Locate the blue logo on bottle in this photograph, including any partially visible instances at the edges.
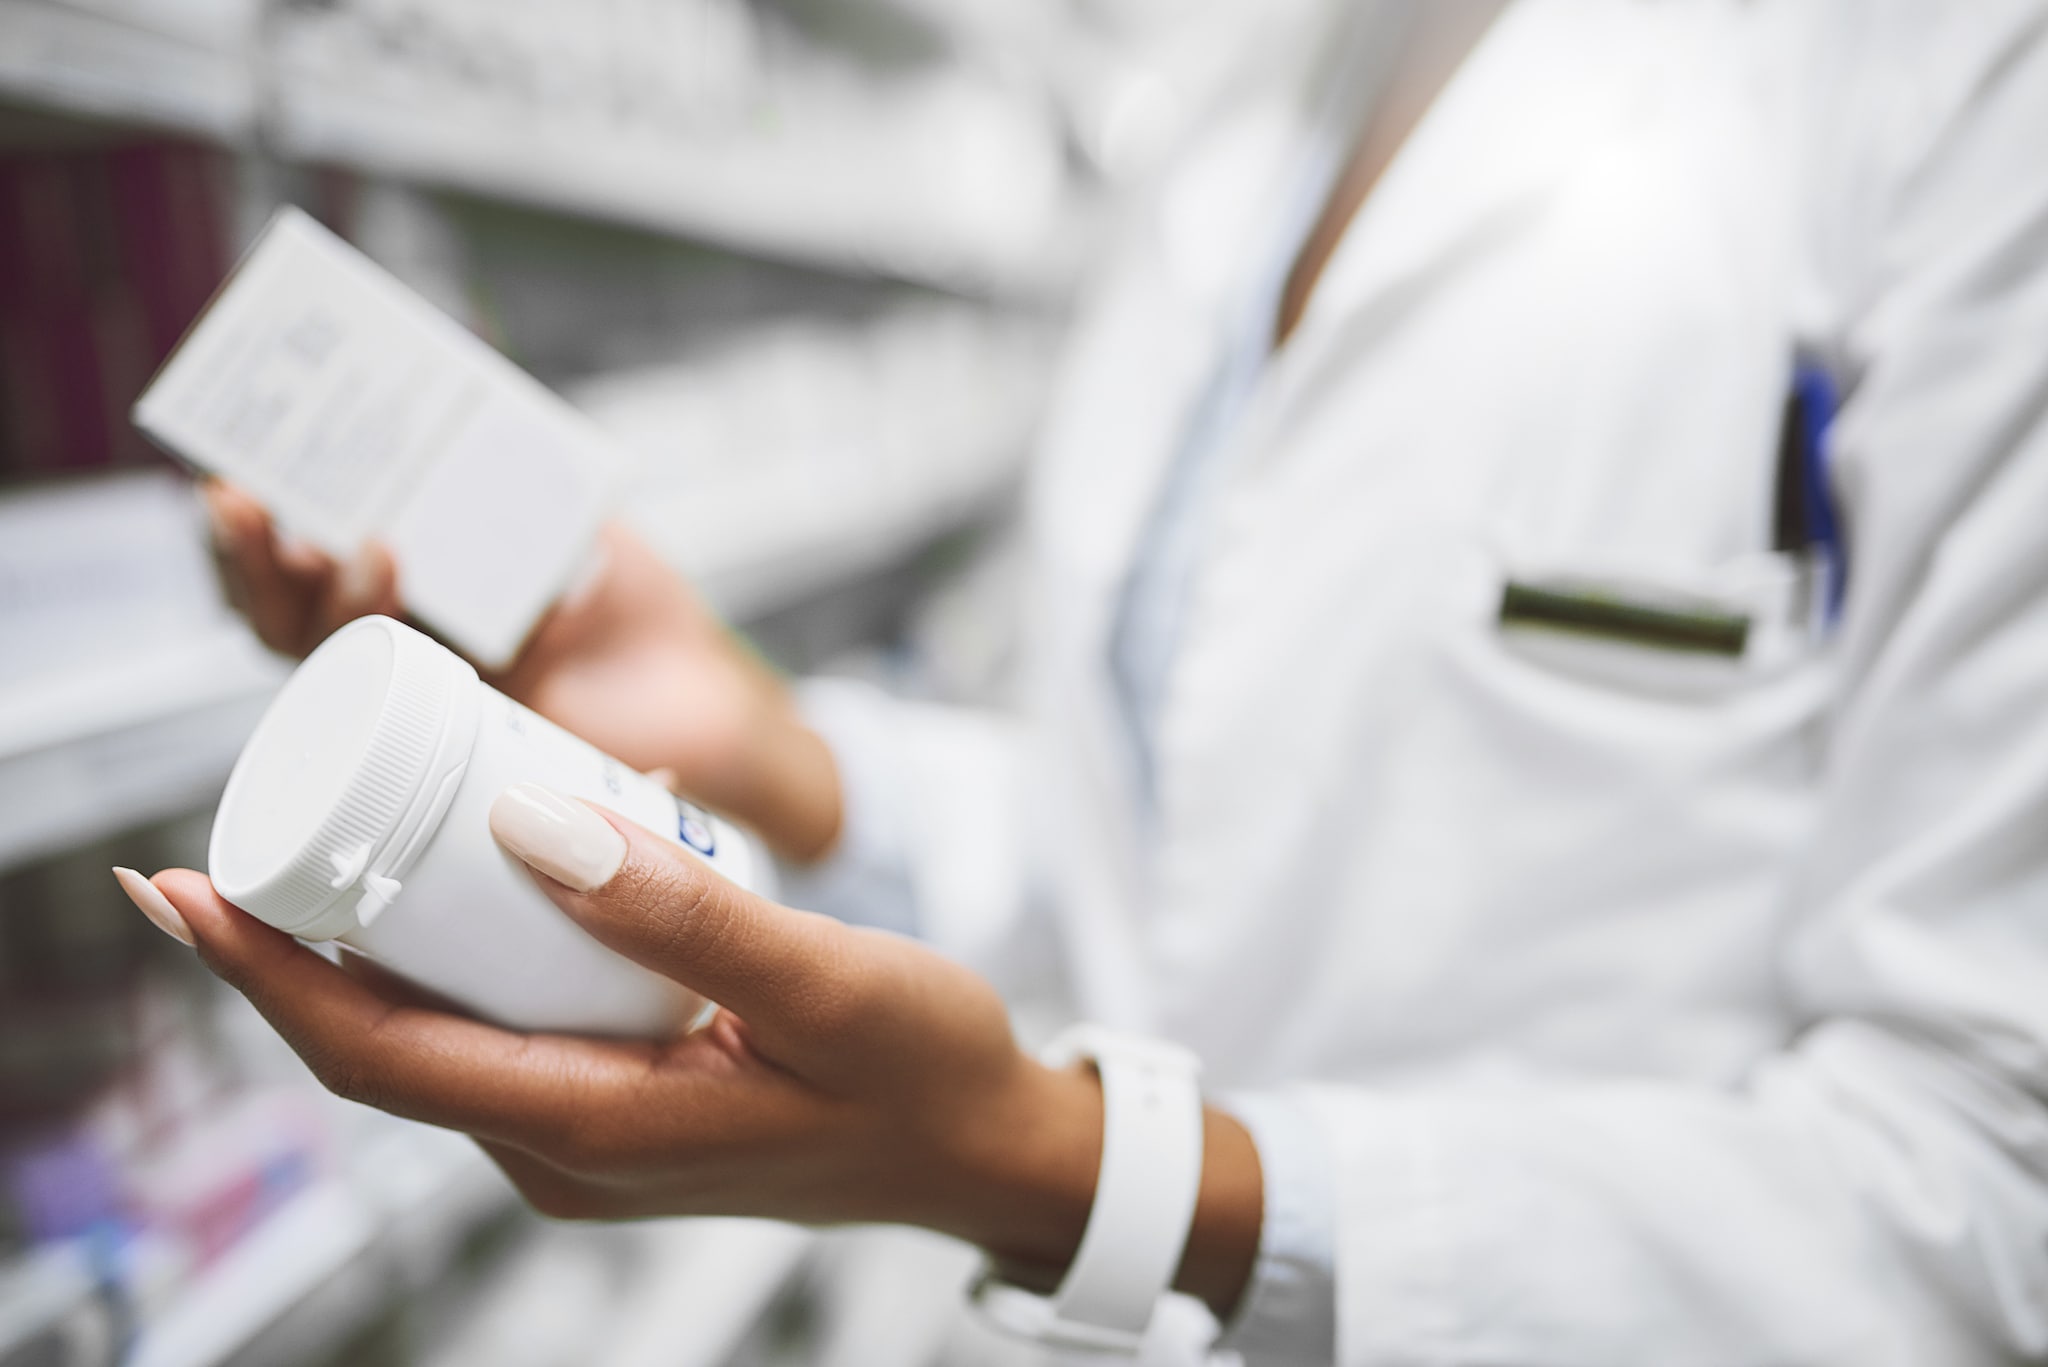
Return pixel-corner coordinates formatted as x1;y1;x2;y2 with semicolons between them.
675;800;717;857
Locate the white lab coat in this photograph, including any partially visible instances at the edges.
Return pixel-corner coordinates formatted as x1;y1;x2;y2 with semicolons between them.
806;1;2048;1361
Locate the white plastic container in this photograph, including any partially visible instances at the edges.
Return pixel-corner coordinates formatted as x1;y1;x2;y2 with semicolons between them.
207;615;770;1036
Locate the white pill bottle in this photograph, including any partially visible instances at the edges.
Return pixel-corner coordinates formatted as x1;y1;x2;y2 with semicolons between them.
208;615;770;1036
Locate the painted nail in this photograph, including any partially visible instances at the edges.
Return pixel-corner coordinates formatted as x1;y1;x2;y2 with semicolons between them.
270;534;329;580
489;784;627;892
203;497;233;550
113;867;195;947
557;543;611;615
334;542;383;604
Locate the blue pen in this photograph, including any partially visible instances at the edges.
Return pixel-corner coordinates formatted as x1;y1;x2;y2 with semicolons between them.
1777;359;1847;628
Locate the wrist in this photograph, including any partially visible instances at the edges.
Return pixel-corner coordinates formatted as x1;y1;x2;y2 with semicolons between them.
947;1049;1264;1328
955;1060;1264;1325
942;1060;1103;1281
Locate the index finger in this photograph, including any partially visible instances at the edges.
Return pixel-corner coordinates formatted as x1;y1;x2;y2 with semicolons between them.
202;481;324;656
487;786;867;1059
149;867;653;1153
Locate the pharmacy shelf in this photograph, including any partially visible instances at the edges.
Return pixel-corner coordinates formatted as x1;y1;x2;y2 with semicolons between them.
126;1179;379;1367
266;65;1076;295
0;474;285;875
127;1128;508;1367
592;1221;814;1367
0;1;1081;295
0;628;283;875
0;0;257;140
575;308;1055;621
0;1243;107;1367
0;1129;506;1367
646;450;1024;625
427;1219;816;1367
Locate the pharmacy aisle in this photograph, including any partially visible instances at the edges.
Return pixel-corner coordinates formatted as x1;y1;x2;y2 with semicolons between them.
0;2;1307;1362
0;67;1044;1367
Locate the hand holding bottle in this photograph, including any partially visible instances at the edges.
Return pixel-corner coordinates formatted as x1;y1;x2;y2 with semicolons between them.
204;481;839;861
124;792;1263;1318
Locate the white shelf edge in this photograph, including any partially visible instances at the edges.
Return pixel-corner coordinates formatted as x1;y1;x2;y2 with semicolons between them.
0;2;256;140
0;3;1082;295
0;631;284;872
0;1243;100;1362
0;627;280;762
126;1137;507;1367
264;80;1076;296
124;1180;377;1367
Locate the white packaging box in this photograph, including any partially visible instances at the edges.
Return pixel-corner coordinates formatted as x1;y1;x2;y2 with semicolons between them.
134;207;624;668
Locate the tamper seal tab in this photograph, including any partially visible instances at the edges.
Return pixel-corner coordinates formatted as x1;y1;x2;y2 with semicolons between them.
209;616;479;938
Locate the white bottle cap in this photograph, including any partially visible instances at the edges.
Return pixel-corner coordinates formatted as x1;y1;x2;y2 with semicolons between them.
210;616;480;940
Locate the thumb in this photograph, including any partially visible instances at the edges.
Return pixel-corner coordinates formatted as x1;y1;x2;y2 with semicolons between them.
487;783;860;1053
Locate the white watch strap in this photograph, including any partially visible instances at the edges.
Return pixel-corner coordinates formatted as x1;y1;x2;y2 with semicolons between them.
974;1024;1205;1353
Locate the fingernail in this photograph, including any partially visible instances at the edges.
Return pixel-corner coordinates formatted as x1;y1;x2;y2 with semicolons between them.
334;544;382;602
489;784;627;892
558;544;610;615
202;489;241;550
113;867;195;947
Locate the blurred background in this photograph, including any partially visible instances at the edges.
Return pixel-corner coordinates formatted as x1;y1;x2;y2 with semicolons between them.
0;1;1311;1362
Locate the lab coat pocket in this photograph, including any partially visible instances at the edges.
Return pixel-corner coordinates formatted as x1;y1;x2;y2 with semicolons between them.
1487;547;1810;703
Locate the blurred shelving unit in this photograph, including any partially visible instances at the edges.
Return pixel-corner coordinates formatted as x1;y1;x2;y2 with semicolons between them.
262;1;1079;296
0;475;285;876
0;0;260;140
0;0;1085;296
0;0;1075;862
0;1244;106;1367
574;304;1056;620
0;651;278;878
0;5;1088;1365
0;1120;513;1367
124;1126;506;1367
427;1218;817;1367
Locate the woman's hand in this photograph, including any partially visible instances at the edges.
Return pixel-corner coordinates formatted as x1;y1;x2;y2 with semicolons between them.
204;480;403;657
203;481;839;860
491;524;839;862
127;791;1262;1317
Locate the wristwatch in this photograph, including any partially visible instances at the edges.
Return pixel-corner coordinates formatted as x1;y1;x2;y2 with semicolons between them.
971;1024;1206;1353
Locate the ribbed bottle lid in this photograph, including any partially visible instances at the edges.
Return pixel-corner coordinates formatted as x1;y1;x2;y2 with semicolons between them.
210;616;477;937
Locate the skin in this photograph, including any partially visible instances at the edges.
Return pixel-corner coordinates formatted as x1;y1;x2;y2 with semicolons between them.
190;485;1263;1318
